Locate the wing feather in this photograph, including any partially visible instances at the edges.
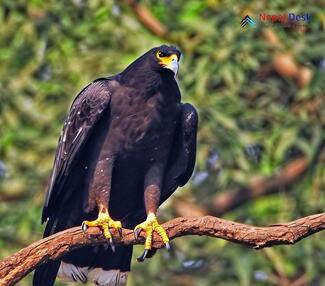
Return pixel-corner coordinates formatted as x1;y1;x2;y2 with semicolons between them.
42;79;113;222
160;103;198;205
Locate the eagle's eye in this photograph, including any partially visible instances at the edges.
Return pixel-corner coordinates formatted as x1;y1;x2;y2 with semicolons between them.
156;51;167;58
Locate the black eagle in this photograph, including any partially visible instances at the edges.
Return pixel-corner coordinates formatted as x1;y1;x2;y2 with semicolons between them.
33;45;198;286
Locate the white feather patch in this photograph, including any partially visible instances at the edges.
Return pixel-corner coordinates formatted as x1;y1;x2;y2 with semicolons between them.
58;262;88;283
58;262;128;286
89;268;128;286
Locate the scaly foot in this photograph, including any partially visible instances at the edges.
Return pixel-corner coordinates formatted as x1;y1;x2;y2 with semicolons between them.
82;210;122;251
134;213;170;262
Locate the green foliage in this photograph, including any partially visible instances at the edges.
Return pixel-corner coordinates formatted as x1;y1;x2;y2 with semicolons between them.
0;0;324;285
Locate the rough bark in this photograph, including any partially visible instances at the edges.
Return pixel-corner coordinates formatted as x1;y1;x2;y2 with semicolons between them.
1;213;324;286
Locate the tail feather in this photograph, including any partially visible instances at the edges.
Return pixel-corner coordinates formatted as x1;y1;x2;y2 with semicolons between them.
33;245;133;285
33;260;60;286
58;261;128;286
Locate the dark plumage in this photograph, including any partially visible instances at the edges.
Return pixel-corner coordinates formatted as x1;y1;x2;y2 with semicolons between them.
33;45;198;286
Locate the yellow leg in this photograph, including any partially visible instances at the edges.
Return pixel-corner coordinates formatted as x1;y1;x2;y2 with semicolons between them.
134;213;170;262
82;207;122;250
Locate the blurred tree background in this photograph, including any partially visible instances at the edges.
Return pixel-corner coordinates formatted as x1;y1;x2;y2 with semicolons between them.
0;0;324;285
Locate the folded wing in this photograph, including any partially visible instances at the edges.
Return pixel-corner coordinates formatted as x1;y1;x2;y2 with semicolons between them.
42;79;112;223
160;103;198;204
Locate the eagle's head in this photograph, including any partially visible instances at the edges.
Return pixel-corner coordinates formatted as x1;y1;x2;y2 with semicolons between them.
120;45;182;87
152;45;181;75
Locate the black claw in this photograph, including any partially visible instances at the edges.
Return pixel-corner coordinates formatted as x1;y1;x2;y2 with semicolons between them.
165;242;171;251
109;238;115;252
118;228;123;237
81;222;88;234
134;228;141;240
137;249;149;262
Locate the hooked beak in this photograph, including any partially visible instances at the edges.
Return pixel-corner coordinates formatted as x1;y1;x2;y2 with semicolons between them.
159;54;179;76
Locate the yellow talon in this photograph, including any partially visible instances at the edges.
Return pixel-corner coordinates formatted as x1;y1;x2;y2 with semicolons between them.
134;213;169;261
82;210;122;240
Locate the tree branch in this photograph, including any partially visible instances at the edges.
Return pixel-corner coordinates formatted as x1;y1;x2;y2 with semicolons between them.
175;138;325;217
173;156;309;217
210;138;325;216
123;0;168;38
1;213;324;286
210;156;309;216
0;192;27;202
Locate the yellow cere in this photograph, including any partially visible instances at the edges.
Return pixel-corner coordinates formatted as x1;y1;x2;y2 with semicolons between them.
156;51;179;67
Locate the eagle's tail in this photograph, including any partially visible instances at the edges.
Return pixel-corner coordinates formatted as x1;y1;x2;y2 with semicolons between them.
33;245;132;286
33;260;60;286
57;261;129;286
61;245;132;285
